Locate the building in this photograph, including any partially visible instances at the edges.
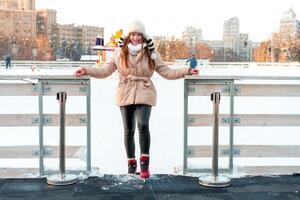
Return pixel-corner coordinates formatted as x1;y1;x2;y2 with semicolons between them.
36;9;59;59
268;8;300;62
0;8;36;38
0;0;36;38
223;16;240;61
59;24;75;41
182;26;202;53
279;8;300;43
204;40;224;62
0;0;36;59
36;9;57;37
238;33;252;62
59;24;104;42
0;0;35;10
79;25;104;46
201;16;253;62
18;0;34;10
58;24;104;55
0;0;18;10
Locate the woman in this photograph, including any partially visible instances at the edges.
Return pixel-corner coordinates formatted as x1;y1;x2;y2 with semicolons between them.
74;20;199;179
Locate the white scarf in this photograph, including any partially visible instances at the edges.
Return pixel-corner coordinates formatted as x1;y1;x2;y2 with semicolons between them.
127;43;147;55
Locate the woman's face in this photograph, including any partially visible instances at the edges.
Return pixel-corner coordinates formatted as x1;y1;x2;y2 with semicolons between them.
129;32;143;45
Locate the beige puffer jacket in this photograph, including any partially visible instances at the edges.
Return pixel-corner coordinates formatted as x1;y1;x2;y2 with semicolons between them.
85;48;190;106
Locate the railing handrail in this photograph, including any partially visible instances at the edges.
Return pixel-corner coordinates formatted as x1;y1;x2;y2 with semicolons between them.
1;60;95;64
0;74;90;80
1;61;300;68
185;75;300;80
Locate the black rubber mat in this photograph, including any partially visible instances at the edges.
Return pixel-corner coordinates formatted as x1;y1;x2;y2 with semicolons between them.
0;174;299;199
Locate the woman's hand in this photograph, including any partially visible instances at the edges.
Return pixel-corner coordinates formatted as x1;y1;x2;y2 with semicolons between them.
189;68;199;75
74;67;87;77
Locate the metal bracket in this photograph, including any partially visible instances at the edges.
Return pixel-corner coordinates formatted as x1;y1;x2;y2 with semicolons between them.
187;147;240;156
32;117;52;124
221;148;240;156
79;117;87;124
188;148;195;156
32;148;53;157
222;86;240;93
43;86;51;93
187;116;195;124
187;87;195;93
32;86;52;93
32;86;38;92
222;117;240;124
79;87;87;93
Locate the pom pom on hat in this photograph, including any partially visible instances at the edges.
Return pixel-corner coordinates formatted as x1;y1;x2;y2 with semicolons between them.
127;20;145;35
122;20;150;40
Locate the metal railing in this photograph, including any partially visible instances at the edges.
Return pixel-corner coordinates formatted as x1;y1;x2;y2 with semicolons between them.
0;74;91;177
0;61;95;69
183;74;300;175
1;61;299;71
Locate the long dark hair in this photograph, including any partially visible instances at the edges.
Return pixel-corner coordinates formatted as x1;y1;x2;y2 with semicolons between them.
120;34;155;70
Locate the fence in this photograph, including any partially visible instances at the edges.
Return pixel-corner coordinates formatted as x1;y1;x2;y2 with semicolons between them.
183;74;300;175
0;74;91;177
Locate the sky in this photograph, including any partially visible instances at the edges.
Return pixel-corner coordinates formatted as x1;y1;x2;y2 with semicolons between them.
36;0;300;43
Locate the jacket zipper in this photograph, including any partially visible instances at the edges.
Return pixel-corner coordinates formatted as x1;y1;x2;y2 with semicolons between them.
133;55;138;104
133;81;138;104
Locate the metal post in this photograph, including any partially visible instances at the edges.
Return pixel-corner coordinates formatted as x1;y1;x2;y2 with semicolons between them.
229;81;234;171
212;92;219;178
86;79;91;173
38;80;44;176
183;79;188;174
59;92;66;176
199;92;231;187
47;92;78;186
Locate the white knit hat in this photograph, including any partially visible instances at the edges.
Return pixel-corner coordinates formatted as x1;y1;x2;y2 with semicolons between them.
119;20;158;60
122;20;149;40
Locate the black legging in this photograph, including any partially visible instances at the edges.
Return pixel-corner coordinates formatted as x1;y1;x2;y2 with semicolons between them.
120;104;151;159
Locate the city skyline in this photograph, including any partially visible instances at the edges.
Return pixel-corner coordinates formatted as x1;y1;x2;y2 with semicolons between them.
36;0;300;42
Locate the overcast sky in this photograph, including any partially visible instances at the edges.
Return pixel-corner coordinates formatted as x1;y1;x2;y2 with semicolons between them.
36;0;300;42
